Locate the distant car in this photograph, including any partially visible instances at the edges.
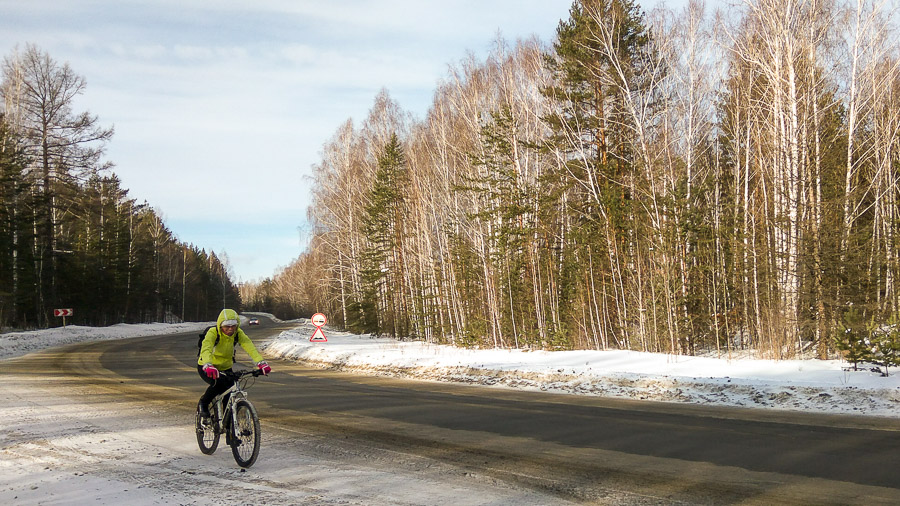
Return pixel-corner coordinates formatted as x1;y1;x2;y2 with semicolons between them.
248;318;260;325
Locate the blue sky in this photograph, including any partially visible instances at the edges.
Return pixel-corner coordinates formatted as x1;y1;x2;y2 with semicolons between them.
1;1;676;282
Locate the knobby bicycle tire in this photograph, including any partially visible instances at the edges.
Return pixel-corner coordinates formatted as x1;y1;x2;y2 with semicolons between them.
230;399;260;468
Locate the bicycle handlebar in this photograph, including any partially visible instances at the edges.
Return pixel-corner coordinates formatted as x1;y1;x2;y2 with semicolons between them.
222;369;265;379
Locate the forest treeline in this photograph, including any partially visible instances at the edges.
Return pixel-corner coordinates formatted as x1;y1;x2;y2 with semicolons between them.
0;44;240;329
251;0;900;359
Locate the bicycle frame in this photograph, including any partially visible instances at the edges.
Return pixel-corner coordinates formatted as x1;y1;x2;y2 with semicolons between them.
210;370;258;435
196;368;265;467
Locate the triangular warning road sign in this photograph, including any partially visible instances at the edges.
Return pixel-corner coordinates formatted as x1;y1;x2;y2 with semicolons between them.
309;327;327;342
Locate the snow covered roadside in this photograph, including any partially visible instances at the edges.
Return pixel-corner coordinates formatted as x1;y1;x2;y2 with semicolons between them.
3;314;900;419
0;321;214;361
262;320;900;418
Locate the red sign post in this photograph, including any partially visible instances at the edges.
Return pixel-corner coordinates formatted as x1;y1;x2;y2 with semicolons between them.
54;308;73;326
310;313;327;342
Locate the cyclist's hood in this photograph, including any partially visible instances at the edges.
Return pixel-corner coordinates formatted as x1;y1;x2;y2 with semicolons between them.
216;308;241;332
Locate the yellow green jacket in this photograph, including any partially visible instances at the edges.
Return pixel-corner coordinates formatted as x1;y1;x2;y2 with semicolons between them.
198;308;264;369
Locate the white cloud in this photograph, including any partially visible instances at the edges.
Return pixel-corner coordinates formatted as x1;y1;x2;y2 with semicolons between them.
1;0;573;280
130;43;168;59
172;44;214;60
279;44;319;65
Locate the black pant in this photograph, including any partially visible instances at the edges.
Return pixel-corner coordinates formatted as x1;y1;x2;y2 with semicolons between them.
197;364;234;410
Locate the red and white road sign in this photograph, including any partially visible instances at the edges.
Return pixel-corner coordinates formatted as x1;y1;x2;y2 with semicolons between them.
54;308;73;317
310;313;328;342
309;328;327;342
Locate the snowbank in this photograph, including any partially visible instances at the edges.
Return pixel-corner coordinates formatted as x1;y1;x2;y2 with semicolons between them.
262;321;900;418
3;315;900;417
0;321;212;360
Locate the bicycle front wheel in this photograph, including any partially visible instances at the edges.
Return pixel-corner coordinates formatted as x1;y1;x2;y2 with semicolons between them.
195;411;219;455
230;399;260;468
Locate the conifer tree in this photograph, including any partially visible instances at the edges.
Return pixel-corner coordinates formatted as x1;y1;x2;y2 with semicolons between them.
0;114;33;327
0;46;248;327
542;0;654;349
834;308;873;371
460;107;537;347
1;44;114;324
356;133;408;336
869;315;900;377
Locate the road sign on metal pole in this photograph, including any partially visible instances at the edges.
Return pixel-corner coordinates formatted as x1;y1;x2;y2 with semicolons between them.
310;313;328;342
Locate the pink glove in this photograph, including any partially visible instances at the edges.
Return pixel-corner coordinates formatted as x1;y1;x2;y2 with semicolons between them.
257;362;271;375
203;364;219;379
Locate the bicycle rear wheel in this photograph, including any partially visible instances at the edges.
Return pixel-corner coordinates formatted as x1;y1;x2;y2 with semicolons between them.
230;399;260;468
196;410;219;454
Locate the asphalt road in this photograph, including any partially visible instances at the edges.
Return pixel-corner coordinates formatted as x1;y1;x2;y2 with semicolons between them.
12;315;900;504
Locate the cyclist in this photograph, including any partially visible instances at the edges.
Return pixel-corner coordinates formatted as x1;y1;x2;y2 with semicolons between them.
197;308;271;420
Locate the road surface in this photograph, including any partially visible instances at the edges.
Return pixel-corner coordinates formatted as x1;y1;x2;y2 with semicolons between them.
4;315;900;504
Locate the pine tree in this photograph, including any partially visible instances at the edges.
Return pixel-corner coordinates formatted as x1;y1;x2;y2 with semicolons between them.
833;308;872;371
1;45;114;325
0;114;33;328
541;0;654;349
869;315;900;377
357;133;408;336
456;107;537;347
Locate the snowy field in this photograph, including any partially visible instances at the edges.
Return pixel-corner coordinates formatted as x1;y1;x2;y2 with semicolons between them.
3;314;900;417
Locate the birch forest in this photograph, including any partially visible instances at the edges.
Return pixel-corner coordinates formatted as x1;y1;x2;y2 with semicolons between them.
252;0;897;359
0;44;240;329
